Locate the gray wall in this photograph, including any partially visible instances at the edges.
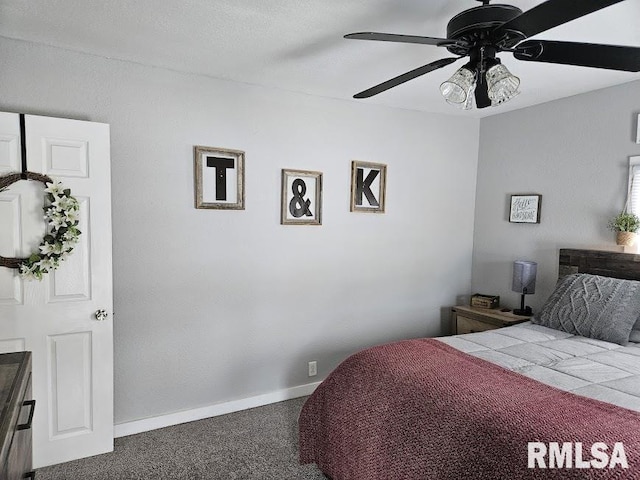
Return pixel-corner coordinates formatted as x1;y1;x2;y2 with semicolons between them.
473;80;640;313
0;37;480;423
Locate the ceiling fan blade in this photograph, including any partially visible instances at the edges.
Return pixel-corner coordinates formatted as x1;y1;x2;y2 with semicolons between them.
345;32;467;48
353;57;460;99
514;40;640;71
493;0;625;40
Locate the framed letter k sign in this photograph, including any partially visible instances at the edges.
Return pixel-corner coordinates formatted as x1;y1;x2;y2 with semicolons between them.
350;160;386;213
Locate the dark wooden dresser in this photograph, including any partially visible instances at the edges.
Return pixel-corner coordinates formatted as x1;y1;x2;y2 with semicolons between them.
0;352;35;480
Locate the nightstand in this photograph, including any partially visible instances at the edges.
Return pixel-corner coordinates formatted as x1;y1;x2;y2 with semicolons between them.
451;305;531;334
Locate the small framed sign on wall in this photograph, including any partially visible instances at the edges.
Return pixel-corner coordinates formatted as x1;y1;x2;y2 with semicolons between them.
281;169;322;225
509;194;542;224
194;145;245;210
350;160;387;213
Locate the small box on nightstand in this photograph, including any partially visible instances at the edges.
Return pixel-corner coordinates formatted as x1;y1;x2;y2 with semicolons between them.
470;294;500;309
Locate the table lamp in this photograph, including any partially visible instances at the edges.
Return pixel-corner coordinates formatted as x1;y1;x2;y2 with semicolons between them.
512;260;537;316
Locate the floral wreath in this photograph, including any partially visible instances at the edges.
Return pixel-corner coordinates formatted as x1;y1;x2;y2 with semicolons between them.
0;172;81;280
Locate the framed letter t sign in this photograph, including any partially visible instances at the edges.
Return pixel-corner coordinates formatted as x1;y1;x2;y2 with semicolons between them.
194;145;245;209
350;160;386;213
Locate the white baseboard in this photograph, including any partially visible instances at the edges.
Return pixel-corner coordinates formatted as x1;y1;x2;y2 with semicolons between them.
114;381;322;438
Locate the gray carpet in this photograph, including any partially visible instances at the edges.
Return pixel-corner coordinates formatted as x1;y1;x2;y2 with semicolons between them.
37;396;327;479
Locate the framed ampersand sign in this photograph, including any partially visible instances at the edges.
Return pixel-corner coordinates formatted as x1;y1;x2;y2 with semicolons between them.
0;171;81;280
280;169;323;226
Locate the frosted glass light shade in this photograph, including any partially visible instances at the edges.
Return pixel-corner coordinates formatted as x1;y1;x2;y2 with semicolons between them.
512;261;537;294
486;63;520;106
440;67;475;108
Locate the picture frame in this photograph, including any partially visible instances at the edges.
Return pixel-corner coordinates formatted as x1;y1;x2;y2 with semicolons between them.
350;160;387;213
281;169;322;225
194;145;245;210
509;194;542;224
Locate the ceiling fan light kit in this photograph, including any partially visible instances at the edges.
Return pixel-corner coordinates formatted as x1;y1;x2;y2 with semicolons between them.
345;0;640;110
440;60;521;109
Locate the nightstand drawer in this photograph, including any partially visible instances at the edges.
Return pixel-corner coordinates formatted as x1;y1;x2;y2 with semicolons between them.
456;315;499;334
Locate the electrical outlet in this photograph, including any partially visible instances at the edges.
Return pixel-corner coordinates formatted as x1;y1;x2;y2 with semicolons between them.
308;361;317;377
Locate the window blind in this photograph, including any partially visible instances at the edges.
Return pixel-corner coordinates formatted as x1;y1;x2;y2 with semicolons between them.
628;156;640;215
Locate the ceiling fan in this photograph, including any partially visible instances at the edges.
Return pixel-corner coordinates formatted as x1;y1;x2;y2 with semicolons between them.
345;0;640;109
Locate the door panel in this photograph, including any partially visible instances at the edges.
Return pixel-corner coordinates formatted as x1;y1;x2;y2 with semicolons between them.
48;332;93;438
42;137;89;178
0;112;113;468
0;112;20;172
0;193;22;305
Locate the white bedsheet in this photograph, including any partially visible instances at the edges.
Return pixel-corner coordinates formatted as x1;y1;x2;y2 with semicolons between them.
437;322;640;412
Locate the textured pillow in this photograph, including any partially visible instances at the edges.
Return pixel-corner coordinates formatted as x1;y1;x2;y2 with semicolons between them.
532;273;640;345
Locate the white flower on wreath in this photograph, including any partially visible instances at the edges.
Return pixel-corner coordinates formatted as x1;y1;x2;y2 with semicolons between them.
44;180;65;196
63;208;79;224
37;257;57;272
48;212;68;229
62;229;79;242
39;242;55;255
18;264;40;281
51;195;76;213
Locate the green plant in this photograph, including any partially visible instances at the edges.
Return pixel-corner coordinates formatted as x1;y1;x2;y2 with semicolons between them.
608;212;640;233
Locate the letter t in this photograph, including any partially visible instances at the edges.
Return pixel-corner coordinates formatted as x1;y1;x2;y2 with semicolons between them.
206;156;235;201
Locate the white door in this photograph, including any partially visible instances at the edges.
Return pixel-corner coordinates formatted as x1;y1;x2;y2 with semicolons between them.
0;112;113;468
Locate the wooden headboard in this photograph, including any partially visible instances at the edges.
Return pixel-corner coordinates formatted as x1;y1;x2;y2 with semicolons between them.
559;249;640;281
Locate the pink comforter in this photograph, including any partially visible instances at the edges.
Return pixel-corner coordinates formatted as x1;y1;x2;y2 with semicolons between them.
299;339;640;479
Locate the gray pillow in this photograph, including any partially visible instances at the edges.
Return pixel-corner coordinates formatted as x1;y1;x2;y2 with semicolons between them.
532;273;640;345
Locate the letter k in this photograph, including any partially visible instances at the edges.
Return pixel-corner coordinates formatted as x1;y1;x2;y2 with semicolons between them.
356;168;380;207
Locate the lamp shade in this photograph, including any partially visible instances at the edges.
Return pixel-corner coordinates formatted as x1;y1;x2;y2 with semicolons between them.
486;63;520;106
439;66;475;108
511;260;537;295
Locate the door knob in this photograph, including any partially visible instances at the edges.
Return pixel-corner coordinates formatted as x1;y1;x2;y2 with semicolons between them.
95;309;109;321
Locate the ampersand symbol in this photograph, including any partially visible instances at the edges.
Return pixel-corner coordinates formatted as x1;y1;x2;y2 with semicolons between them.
289;179;312;218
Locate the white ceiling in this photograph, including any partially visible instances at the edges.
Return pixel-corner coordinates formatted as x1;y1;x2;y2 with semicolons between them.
1;0;639;117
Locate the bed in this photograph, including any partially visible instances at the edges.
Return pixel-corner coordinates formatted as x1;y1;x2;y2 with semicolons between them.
299;249;640;479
